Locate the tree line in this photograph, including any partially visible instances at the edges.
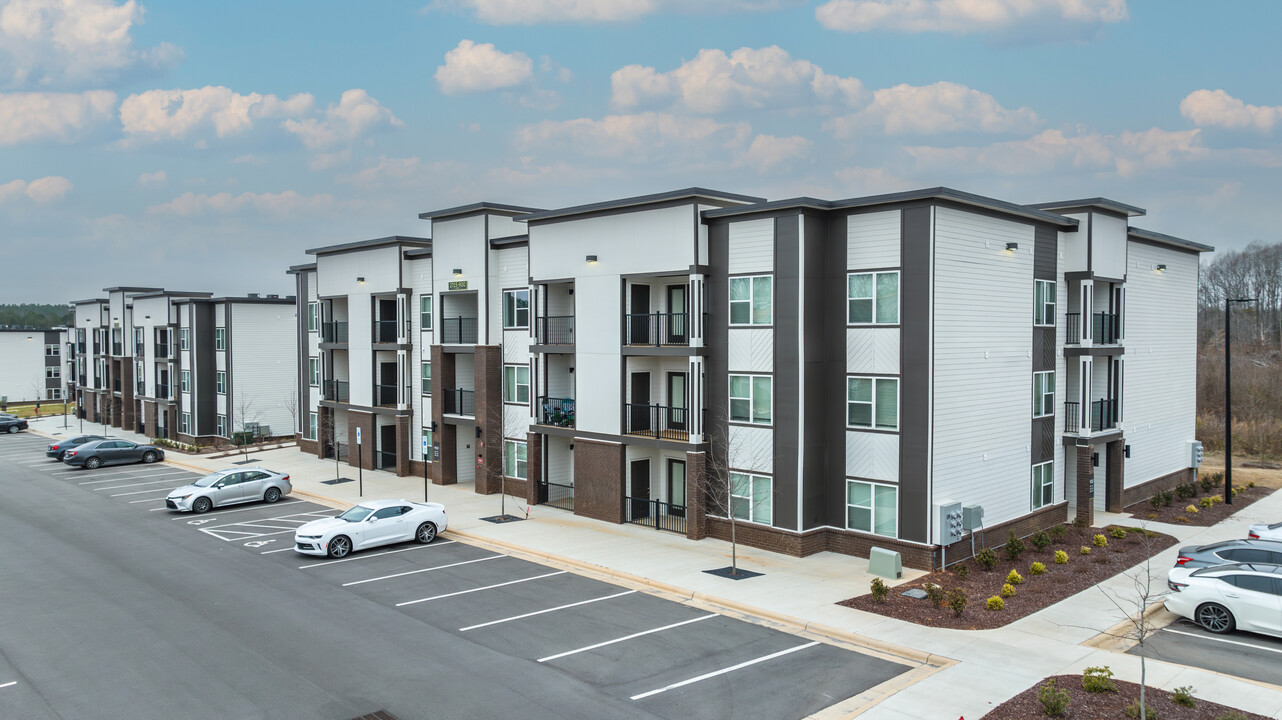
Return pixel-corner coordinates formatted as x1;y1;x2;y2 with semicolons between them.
0;303;72;329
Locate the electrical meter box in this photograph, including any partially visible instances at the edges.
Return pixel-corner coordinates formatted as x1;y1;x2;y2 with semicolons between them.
937;502;963;545
962;504;984;532
1188;440;1204;468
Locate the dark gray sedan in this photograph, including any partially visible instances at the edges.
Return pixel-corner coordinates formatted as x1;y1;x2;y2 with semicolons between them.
46;434;107;460
1175;539;1282;568
63;439;164;469
0;416;29;434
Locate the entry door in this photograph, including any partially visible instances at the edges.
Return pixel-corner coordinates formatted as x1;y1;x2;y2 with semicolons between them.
667;459;686;517
667;372;686;432
630;459;651;519
666;285;687;344
630;372;651;433
379;424;397;469
629;284;651;344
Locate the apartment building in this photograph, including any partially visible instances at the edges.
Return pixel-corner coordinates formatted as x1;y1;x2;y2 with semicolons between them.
289;187;1208;568
0;328;68;405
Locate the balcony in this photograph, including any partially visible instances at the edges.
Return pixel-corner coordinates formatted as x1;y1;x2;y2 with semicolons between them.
374;319;398;344
321;321;348;344
1093;312;1120;345
323;380;350;403
625;403;688;440
134;343;144;357
1065;313;1081;344
375;383;398;406
1092;398;1118;431
156;385;170;400
112;378;121;393
112;343;123;356
537;396;576;428
442;317;478;344
442;388;475;416
536;316;575;346
624;312;689;347
156;344;170;358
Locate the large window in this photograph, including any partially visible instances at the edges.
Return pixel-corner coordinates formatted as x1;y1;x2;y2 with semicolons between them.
847;377;898;430
307;302;319;332
503;290;529;329
848;271;899;324
308;358;319;387
307;412;318;440
45;344;59;356
180;370;190;393
46;366;60;379
214;327;226;351
847;480;898;537
419;295;432;330
503;440;527;479
729;276;772;325
216;414;227;437
1032;461;1054;509
1033;371;1055;418
504;365;529;403
1034;280;1056;327
729;374;771;424
215;371;227;394
729;472;772;525
421;361;431;395
180;328;189;350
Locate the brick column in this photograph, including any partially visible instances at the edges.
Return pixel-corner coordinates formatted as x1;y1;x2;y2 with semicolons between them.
395;415;410;477
472;345;503;495
431;345;456;485
685;450;708;541
316;406;332;459
1075;444;1094;526
1106;439;1126;513
573;438;624;524
347;410;375;471
525;432;542;506
143;401;157;438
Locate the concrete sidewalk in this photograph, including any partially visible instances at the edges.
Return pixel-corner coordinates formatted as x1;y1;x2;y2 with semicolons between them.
29;417;1282;719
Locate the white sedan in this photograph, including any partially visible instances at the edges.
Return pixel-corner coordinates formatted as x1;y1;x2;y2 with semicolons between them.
294;499;448;558
1166;563;1282;637
1248;521;1282;541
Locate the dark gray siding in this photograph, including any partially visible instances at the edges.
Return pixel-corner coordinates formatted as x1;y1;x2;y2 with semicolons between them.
823;214;848;529
772;214;799;531
899;205;931;543
705;222;730;487
801;212;829;531
194;303;216;434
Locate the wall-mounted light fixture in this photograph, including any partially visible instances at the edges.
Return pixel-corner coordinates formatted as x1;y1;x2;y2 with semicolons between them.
1005;242;1019;252
453;268;463;277
586;255;598;264
357;276;366;285
144;315;151;320
1155;264;1167;272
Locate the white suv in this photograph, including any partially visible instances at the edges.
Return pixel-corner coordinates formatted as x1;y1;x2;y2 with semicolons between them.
1166;563;1282;637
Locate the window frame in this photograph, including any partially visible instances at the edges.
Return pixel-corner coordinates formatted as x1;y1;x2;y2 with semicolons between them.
847;270;900;325
180;370;190;393
503;364;530;404
728;275;773;326
845;479;899;538
307;412;317;440
419;295;432;331
308;357;319;387
728;471;773;525
728;373;772;425
1033;370;1055;418
1031;461;1054;509
846;376;899;431
421;361;432;395
1034;279;1056;327
215;414;227;437
503;440;527;480
502;289;529;330
181;412;191;435
179;327;189;350
307;302;319;332
45;344;60;357
214;327;226;351
215;371;227;395
46;366;60;379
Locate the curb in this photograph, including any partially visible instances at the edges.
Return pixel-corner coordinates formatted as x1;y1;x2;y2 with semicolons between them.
1082;600;1174;651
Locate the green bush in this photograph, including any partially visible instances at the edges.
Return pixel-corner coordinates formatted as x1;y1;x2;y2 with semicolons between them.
1172;686;1196;708
1200;496;1214;509
986;596;1005;611
1124;698;1156;720
1175;483;1195;500
955;562;971;579
1006;569;1024;585
1161;490;1175;507
946;588;967;617
1109;527;1127;540
1150;494;1164;510
976;547;998;571
1210;494;1224;504
924;583;945;608
1000;583;1016;598
1215;712;1249;720
1037;678;1070;717
1081;666;1116;693
1030;530;1052;551
1030;561;1047;575
1080;545;1092;556
1053;550;1068;564
1048;524;1068;541
1004;530;1026;561
870;577;889;603
1093;534;1109;548
1248;480;1257;489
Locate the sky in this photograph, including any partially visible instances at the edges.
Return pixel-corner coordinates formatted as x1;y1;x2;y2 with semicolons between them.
1;0;1279;304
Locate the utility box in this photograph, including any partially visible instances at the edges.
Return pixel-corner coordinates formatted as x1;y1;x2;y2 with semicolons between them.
937;502;963;545
962;504;985;532
1188;440;1204;468
869;547;902;579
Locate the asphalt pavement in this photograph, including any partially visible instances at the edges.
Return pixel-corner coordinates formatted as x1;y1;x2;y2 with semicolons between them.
1135;619;1282;688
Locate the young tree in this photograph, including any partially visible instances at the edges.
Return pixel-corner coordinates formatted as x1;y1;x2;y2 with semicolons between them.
698;422;774;577
317;409;344;481
232;396;265;462
282;391;299;443
479;379;523;521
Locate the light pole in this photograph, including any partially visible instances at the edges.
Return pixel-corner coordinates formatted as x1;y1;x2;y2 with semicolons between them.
1225;297;1258;505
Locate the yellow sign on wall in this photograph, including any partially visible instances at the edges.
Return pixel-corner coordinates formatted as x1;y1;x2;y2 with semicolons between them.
448;280;468;291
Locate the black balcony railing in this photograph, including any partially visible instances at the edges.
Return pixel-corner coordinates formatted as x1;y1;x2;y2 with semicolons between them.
1064;401;1081;433
1065;313;1081;344
624;312;690;347
625;496;687;534
377;450;397;470
442;317;478;344
1093;312;1120;345
442;388;476;416
376;383;398;406
323;380;349;402
374;319;398;343
321;321;348;343
536;316;575;345
1092;398;1118;431
625;403;688;439
134;343;145;357
156;344;170;358
112;378;121;392
537;396;576;427
112;343;123;356
539;479;574;511
156;385;170;400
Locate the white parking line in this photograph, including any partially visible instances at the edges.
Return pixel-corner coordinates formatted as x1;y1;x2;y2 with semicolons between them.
397;571;567;607
342;555;504;587
54;467;168;478
169;500;306;518
201;511;337;531
297;541;455;569
80;471;190;485
128;497;168;504
538;613;718;663
93;478;184;491
0;680;15;689
460;590;637;632
261;547;295;554
14;458;57;465
629;641;821;701
111;487;178;497
1161;627;1282;655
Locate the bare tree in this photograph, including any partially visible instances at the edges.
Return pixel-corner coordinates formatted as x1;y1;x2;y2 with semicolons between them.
699;421;774;577
479;383;523;521
232;396;265;462
317;409;344;482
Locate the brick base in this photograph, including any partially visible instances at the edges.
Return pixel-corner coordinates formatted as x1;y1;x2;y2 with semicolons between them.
297;438;319;455
572;439;624;524
1121;467;1196;508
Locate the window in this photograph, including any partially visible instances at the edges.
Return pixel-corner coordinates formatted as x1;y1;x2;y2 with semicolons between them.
847;377;898;430
729;276;772;325
1034;280;1056;327
421;427;433;460
847;271;899;324
180;328;189;350
180;413;192;434
215;327;225;350
729;374;772;424
729;472;772;525
307;302;319;332
419;295;432;330
47;388;62;400
308;358;319;387
421;361;431;395
847;480;898;537
307;412;317;440
503;440;527;479
45;344;59;356
1033;371;1054;418
504;365;529;403
503;290;529;329
180;370;190;393
1228;575;1281;596
215;414;227;437
46;366;60;379
216;371;227;394
1032;461;1054;509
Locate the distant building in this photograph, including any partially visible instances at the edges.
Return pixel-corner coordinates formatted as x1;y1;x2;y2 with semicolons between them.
0;327;68;406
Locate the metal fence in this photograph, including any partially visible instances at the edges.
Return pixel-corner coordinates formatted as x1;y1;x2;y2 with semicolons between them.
442;388;476;416
539;480;574;511
443;317;479;344
623;312;689;346
536;316;575;345
624;497;687;535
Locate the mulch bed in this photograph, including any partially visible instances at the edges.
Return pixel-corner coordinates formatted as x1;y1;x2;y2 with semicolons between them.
841;523;1177;630
1124;479;1273;527
982;674;1269;719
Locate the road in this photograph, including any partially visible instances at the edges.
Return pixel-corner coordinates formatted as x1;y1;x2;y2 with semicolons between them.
0;432;910;719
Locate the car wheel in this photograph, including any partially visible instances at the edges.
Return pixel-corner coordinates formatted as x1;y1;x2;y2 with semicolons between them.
6;426;18;434
85;457;102;469
57;451;66;461
141;451;158;463
192;497;213;514
415;522;438;544
263;487;281;503
1196;602;1236;634
327;535;352;558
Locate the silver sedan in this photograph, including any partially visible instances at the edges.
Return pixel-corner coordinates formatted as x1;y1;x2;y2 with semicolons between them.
166;467;292;513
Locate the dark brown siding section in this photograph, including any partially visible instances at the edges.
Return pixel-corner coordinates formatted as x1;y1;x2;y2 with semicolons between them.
705;222;729;493
1032;417;1055;464
194;303;216;435
573;439;624;523
772;214;799;531
899;205;931;543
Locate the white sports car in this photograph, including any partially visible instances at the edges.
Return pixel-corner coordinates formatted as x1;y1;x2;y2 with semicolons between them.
294;499;448;558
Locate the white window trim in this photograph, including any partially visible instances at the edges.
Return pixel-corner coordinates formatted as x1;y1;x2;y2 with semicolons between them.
180;370;190;393
216;371;227;395
503;364;529;404
846;376;899;431
503;439;527;480
846;270;900;325
307;412;318;440
216;414;227;437
421;361;432;395
1033;370;1054;418
419;295;433;331
1034;279;1056;327
1032;461;1054;510
307;302;319;333
502;289;529;330
727;471;773;526
214;327;226;351
845;479;899;538
179;328;189;350
728;275;773;327
308;357;320;387
728;373;772;425
181;412;191;435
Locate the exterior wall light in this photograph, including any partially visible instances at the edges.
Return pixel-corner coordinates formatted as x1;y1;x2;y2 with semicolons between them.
357;277;366;284
1005;242;1019;252
586;255;598;263
453;268;463;276
1155;264;1166;272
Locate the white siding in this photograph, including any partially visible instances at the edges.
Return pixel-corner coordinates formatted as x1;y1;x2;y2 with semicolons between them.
0;332;51;402
496;246;528;290
846;431;899;482
1091;212;1128;279
546;436;573;485
1060;213;1089;273
846;328;899;375
847;210;900;269
316;246;401;297
727;328;773;373
229;303;298;438
728;218;774;274
504;404;527;440
502;330;527;363
727;424;772;474
529;205;697;281
573;273;620;435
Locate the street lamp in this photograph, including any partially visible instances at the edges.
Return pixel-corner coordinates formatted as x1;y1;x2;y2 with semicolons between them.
1225;297;1258;505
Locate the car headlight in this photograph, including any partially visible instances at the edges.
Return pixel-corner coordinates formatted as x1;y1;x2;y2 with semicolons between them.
298;534;321;540
173;494;192;501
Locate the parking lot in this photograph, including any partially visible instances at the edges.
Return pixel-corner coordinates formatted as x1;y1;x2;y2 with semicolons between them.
1;430;913;720
1137;618;1282;688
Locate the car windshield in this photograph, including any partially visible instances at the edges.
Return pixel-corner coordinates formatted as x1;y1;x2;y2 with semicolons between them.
192;472;230;488
338;506;375;523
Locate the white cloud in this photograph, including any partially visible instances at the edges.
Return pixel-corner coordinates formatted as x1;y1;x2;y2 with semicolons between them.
433;0;796;24
517;111;750;160
338;155;423;186
435;40;533;95
611;46;866;113
145;189;341;218
815;0;1128;35
0;0;181;88
137;169;166;187
0;174;72;203
739;134;811;171
0;89;115;144
826;81;1039;136
1180;89;1281;133
281;89;402;149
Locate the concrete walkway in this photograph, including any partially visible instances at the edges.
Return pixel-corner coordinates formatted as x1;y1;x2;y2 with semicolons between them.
29;416;1282;719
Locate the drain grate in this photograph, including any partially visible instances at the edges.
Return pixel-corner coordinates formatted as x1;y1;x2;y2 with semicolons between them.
350;712;400;720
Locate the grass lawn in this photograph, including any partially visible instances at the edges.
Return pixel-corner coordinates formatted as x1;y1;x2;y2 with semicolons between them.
2;402;76;419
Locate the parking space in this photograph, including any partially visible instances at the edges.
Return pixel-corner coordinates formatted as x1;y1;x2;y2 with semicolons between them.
1137;619;1282;687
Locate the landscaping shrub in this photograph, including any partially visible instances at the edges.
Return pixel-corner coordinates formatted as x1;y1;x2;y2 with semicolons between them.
1006;569;1024;585
1072;515;1090;528
1172;686;1197;708
924;583;945;608
946;588;967;617
1150;494;1164;510
1175;516;1190;523
1248;481;1257;489
1186;504;1199;514
1004;530;1026;562
1211;494;1224;504
1093;534;1109;548
1201;473;1219;493
1215;712;1249;720
986;596;1005;611
1175;483;1195;500
1200;496;1214;509
1162;490;1175;507
1037;678;1070;717
1030;561;1047;575
1109;527;1127;540
976;547;998;571
1124;698;1157;720
1054;550;1068;564
955;562;970;579
870;577;888;603
1080;545;1091;555
1030;530;1052;551
1000;583;1016;598
1048;524;1068;541
1081;666;1116;693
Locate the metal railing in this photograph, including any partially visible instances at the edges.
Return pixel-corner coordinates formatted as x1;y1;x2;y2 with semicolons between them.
1065;313;1081;344
625;403;688;439
376;383;398;406
374;319;398;343
112;378;121;392
1064;401;1080;433
625;497;687;535
623;312;690;346
536;316;575;345
1092;398;1118;431
377;450;397;470
323;380;349;403
537;396;575;427
540;480;574;511
1093;312;1120;345
156;344;170;358
134;343;145;357
442;388;475;416
321;321;348;343
112;343;123;355
156;385;169;400
442;317;478;344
